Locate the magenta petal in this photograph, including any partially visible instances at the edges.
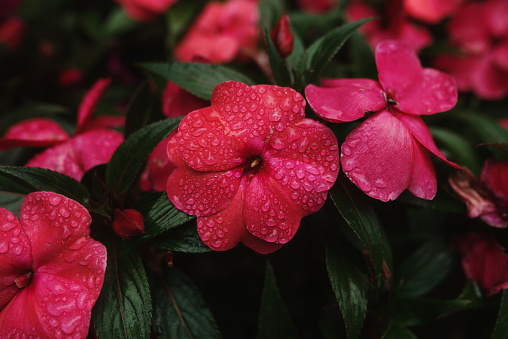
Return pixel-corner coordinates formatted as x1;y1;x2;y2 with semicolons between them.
433;54;480;93
394;112;461;168
0;118;69;150
0;208;32;310
408;139;437;200
305;80;386;122
166;166;244;217
482;159;508;204
25;142;85;181
470;56;508;100
79;115;126;132
265;118;340;215
72;128;124;174
403;0;463;24
243;172;303;244
140;135;176;192
76;78;112;133
341;110;414;202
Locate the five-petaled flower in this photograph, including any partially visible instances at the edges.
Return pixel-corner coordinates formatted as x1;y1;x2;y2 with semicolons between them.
166;81;340;254
0;192;107;337
306;40;460;202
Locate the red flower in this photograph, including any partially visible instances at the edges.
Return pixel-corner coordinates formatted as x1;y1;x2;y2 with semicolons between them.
0;78;124;181
454;233;508;297
270;14;294;59
115;0;178;22
306;40;460;202
113;209;145;239
0;16;24;51
166;81;340;253
449;159;508;227
0;192;107;337
175;0;260;64
433;0;508;100
346;0;432;52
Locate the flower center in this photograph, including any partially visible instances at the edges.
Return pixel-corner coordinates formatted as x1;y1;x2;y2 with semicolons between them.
15;271;33;289
250;157;262;168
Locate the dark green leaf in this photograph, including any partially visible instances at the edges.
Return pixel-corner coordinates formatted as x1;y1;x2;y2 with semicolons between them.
150;223;211;253
141;62;255;100
259;0;284;29
257;262;299;339
288;28;305;71
0;191;25;216
330;173;385;285
93;242;152;339
0;166;90;205
381;323;418;339
395;239;456;298
166;1;202;48
492;290;508;339
324;230;368;339
264;29;292;86
454;111;508;145
295;19;371;89
106;118;182;195
349;32;377;79
143;193;194;237
124;82;159;138
150;267;222;339
104;7;136;36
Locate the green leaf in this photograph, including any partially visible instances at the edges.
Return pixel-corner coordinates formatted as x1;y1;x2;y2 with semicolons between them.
394;239;456;298
0;166;90;205
0;191;25;217
259;0;284;29
143;193;194;237
257;262;299;339
149;267;222;339
106;118;182;195
330;173;385;285
141;62;255;100
104;7;137;36
264;29;292;86
288;28;305;71
93;241;152;339
381;322;418;339
324;232;368;339
295;19;371;90
124;82;160;138
454;111;508;145
149;223;211;253
492;290;508;339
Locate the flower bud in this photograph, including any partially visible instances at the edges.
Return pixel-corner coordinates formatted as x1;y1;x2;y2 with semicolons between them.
270;13;294;58
113;208;145;239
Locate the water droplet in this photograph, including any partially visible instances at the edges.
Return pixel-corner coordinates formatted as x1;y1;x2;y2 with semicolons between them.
61;315;82;334
261;201;270;212
49;195;62;206
201;231;212;241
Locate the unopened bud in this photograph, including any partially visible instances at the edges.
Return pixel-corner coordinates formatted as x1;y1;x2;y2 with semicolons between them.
270;13;294;58
113;209;145;239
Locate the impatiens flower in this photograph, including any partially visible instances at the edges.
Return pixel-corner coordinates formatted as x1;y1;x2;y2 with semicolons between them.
166;81;340;254
270;14;294;59
306;40;460;202
115;0;178;22
175;0;260;64
113;209;145;239
454;233;508;297
433;0;508;100
297;0;337;14
403;0;463;24
0;78;124;181
0;192;107;337
346;0;432;52
449;159;508;227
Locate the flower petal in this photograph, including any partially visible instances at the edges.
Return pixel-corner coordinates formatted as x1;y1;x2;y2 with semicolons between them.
0;208;32;310
19;192;92;269
25;142;85;181
305;80;386;122
408;139;437;200
76;78;111;133
264;118;340;215
166;166;244;217
162;81;208;118
341;110;414;202
0;118;69;150
403;0;463;24
140;135;176;192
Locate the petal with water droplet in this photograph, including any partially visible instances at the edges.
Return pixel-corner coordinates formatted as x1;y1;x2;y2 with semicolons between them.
0;118;69;151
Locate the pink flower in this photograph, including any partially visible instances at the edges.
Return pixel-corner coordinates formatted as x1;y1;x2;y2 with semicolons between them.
115;0;178;22
175;0;260;64
297;0;337;14
403;0;463;24
433;0;508;100
346;0;432;52
449;159;508;227
166;81;340;254
454;233;508;297
0;192;107;337
306;40;460;202
0;78;124;181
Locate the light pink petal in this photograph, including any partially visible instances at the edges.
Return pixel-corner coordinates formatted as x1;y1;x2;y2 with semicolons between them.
25;142;85;181
341;110;414;202
394;112;461;168
0;208;32;310
162;81;208;118
243;172;303;245
0;118;69;150
305;80;386;122
403;0;463;24
76;78;112;133
140;135;176;192
19;192;92;269
408;139;437;200
264;118;340;215
166;166;244;217
449;168;494;219
72;128;124;174
376;41;458;114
